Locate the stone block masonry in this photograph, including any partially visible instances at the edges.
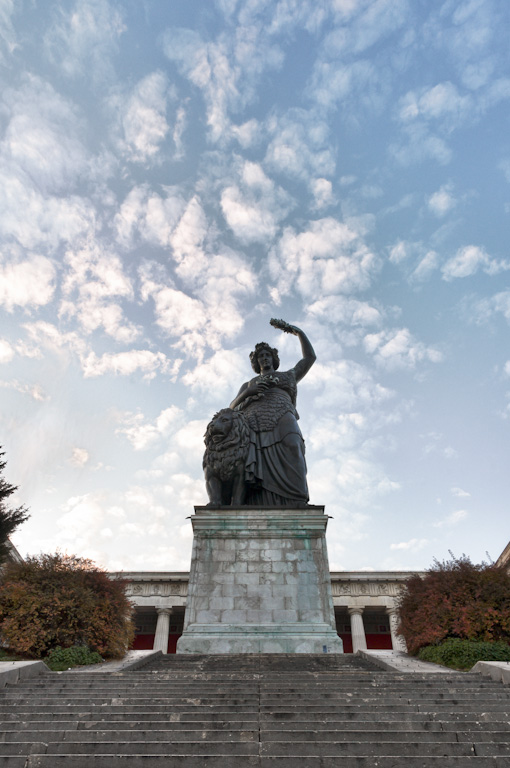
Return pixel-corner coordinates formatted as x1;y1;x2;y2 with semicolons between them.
177;506;343;654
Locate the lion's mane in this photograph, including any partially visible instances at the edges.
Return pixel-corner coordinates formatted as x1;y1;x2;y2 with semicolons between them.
203;408;251;482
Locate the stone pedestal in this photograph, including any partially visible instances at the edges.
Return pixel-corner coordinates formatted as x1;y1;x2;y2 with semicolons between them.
177;506;343;654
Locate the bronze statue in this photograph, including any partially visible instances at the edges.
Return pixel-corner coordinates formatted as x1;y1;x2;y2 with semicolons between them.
203;318;315;507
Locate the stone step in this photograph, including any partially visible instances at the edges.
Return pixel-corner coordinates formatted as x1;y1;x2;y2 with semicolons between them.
6;689;510;706
16;681;505;691
0;740;491;757
1;758;508;768
5;718;510;733
0;729;496;744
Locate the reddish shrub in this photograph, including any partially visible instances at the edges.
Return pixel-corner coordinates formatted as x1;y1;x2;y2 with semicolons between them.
396;554;510;655
0;552;134;659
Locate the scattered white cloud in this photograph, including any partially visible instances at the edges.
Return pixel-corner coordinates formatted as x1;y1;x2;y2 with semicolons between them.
389;241;409;264
265;109;335;180
442;245;510;280
0;339;14;364
364;328;442;369
410;251;439;283
115;185;186;249
80;349;180;379
398;82;472;125
433;509;468;528
0;251;56;311
269;217;378;301
69;448;89;468
311;178;335;210
451;486;470;498
116;405;184;450
428;184;456;216
220;160;292;244
0;379;47;401
44;0;126;82
119;71;172;162
473;291;510;324
390;538;428;552
59;242;138;343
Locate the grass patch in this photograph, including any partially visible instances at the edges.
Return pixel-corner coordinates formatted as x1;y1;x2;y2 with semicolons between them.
44;646;104;671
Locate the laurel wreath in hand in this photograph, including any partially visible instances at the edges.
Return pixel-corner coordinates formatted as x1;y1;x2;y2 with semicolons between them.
270;318;296;334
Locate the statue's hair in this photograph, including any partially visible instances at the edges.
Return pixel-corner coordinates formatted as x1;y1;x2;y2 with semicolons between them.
203;408;251;481
249;342;280;373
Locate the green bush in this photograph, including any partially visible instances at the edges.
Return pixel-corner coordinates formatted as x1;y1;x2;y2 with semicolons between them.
418;638;510;670
45;645;103;671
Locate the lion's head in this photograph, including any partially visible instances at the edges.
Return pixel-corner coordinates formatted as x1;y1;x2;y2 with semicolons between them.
203;408;250;479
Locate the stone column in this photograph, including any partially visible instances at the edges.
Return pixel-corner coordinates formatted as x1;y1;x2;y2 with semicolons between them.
348;607;367;653
386;607;407;652
153;608;172;654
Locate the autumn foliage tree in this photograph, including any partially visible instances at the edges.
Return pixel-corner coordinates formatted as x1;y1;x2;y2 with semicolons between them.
0;448;29;564
397;554;510;655
0;552;134;659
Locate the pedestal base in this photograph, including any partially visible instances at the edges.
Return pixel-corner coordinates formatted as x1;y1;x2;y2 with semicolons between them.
177;623;343;654
177;506;343;655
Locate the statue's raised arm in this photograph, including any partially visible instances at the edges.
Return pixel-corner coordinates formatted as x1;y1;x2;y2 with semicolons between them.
269;318;316;383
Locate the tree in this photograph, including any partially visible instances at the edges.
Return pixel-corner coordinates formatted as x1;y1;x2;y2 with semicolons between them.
0;552;134;659
397;553;510;655
0;448;29;564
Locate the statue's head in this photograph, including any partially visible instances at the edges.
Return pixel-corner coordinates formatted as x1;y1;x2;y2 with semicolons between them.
249;342;280;373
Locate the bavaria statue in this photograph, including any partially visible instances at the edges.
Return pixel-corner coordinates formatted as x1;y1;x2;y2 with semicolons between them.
203;318;316;507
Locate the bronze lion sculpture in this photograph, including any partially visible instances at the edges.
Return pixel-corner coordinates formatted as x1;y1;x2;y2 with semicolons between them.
203;408;251;505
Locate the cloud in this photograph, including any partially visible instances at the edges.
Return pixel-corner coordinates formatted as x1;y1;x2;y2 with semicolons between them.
116;405;184;451
428;184;456;217
311;178;334;210
433;509;468;528
307;295;382;329
398;82;472;125
162;25;283;142
389;241;409;264
451;486;470;499
390;122;452;166
80;349;181;380
442;245;510;280
181;348;246;401
0;339;14;364
69;448;89;468
1;74;91;194
0;250;56;311
410;251;439;283
44;0;126;82
473;291;510;325
59;241;138;343
0;0;17;64
114;185;186;248
264;109;335;180
269;217;378;301
118;71;172;162
220;159;292;243
364;327;442;369
0;379;46;401
390;538;428;552
139;197;257;359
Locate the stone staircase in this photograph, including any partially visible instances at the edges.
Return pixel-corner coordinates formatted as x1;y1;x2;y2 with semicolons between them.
1;653;509;766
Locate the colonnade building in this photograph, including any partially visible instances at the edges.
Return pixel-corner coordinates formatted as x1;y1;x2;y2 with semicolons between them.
116;570;412;655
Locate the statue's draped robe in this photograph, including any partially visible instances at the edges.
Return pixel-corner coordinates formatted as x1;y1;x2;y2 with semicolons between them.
235;369;308;505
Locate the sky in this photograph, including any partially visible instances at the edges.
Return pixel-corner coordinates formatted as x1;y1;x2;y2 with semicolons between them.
1;0;509;574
